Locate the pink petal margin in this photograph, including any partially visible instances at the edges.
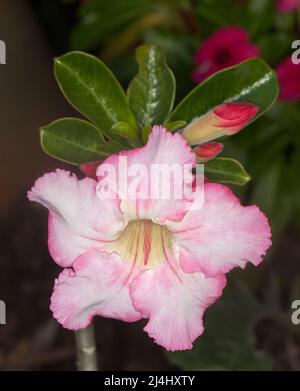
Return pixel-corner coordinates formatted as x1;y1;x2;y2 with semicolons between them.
130;264;226;351
168;182;272;277
28;169;125;267
50;249;142;329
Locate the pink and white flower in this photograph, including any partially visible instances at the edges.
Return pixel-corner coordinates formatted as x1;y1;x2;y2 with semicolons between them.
28;126;271;351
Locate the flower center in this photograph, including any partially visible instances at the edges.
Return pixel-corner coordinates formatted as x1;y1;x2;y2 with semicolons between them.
215;49;231;64
109;220;174;267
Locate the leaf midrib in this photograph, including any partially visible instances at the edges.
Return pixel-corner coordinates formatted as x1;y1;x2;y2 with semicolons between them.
57;60;117;124
42;129;107;156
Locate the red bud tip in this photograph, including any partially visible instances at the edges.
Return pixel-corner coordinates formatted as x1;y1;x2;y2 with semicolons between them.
80;161;101;179
194;142;224;162
213;102;259;133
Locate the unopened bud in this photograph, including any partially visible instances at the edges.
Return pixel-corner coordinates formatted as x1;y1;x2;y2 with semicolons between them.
194;142;224;162
181;102;259;145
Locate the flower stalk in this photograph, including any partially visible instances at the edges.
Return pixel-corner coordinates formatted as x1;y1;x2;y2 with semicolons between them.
75;323;98;371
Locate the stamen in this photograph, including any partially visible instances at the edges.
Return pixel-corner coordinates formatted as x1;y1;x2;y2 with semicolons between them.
107;220;173;267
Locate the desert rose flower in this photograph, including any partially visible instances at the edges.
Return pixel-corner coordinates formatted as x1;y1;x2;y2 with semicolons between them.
277;0;299;12
181;102;259;146
28;126;271;351
194;142;224;162
193;26;260;83
276;57;300;101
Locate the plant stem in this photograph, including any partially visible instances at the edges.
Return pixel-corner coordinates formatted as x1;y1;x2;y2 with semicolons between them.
74;323;98;371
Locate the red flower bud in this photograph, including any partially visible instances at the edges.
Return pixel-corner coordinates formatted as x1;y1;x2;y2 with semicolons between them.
80;161;101;179
194;142;224;162
181;102;259;145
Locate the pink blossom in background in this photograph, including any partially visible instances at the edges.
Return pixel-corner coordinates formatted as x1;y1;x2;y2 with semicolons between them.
193;26;260;83
277;0;299;12
276;57;300;101
28;126;271;351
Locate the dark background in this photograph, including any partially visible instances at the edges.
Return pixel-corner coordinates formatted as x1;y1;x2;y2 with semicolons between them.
0;0;300;370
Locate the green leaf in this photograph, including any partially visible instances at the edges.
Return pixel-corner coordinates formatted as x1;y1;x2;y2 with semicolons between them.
166;279;272;371
40;118;121;165
109;121;138;141
141;124;152;144
169;58;279;126
143;30;196;101
54;51;137;138
127;44;176;130
108;121;139;147
164;120;187;132
204;157;251;186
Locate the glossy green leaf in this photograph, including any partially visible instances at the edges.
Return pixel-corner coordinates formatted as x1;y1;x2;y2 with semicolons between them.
108;121;139;147
127;44;176;130
54;51;137;138
169;58;279;126
109;121;138;141
40;118;121;165
143;31;196;99
204;157;251;186
141;124;152;144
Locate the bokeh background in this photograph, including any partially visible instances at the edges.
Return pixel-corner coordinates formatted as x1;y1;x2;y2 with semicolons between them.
0;0;300;370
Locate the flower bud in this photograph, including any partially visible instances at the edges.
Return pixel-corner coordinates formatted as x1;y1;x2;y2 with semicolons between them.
181;102;259;145
80;161;101;179
194;142;224;162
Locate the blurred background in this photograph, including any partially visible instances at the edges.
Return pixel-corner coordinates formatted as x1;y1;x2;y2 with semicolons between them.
0;0;300;370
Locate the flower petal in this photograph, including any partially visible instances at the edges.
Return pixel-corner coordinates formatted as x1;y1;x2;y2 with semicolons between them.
130;264;226;351
277;0;299;12
168;183;271;277
28;169;125;267
51;249;142;329
277;57;300;101
96;126;195;224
